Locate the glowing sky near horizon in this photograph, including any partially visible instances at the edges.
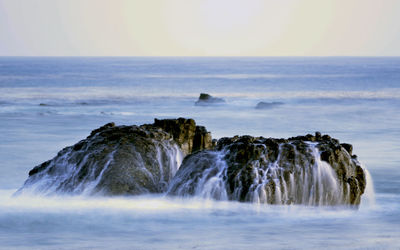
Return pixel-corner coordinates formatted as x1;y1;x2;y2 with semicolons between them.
0;0;399;56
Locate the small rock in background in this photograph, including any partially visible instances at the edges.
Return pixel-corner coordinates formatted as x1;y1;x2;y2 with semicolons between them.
255;101;284;109
195;93;225;106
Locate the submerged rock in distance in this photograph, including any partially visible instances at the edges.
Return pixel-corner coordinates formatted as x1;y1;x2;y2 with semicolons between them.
168;132;366;206
17;118;213;196
255;101;284;109
195;93;225;106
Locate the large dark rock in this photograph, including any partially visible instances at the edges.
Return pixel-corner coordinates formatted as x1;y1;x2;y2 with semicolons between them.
17;118;212;196
17;118;368;206
195;93;225;106
168;132;366;206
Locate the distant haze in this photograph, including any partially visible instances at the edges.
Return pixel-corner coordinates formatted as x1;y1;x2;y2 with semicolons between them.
1;0;399;56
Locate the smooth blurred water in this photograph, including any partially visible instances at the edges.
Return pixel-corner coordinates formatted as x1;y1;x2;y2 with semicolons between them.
0;57;399;249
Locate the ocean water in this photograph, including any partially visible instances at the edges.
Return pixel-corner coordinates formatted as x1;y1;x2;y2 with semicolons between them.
0;57;399;249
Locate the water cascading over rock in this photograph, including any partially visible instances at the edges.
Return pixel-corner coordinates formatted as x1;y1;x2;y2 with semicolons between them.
17;118;367;206
17;118;213;196
167;134;366;206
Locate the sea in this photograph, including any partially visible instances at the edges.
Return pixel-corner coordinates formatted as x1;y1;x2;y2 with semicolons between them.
0;57;399;249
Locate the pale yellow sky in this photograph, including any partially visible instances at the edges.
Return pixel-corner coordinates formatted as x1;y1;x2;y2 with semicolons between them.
1;0;399;56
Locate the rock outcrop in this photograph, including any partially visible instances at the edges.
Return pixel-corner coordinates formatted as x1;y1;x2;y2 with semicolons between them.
153;118;212;155
17;118;368;206
195;93;225;106
168;132;366;206
17;118;213;196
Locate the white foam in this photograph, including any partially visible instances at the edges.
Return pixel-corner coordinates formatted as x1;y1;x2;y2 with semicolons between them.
0;189;358;219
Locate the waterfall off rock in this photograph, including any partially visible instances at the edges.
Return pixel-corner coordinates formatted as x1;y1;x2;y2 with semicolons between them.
17;118;368;206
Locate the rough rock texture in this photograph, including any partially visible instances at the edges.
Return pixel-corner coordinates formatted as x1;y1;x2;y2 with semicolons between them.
153;118;213;155
195;93;225;106
255;101;284;109
18;118;212;196
168;132;366;206
17;118;367;206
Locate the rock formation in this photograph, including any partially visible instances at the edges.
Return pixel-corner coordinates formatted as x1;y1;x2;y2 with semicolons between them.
153;118;212;155
168;133;366;206
17;118;367;206
195;93;225;106
17;118;213;196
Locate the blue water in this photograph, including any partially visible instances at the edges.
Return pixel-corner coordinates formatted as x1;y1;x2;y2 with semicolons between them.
0;57;399;249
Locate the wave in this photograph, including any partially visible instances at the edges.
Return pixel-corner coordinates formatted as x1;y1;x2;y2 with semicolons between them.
0;189;395;250
114;73;363;80
37;100;130;107
1;189;370;217
220;89;400;100
0;74;63;81
1;87;400;101
0;73;362;83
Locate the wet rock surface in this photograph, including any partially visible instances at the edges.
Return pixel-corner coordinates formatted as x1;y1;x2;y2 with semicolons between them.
168;132;366;206
153;118;213;155
18;118;367;206
18;118;212;196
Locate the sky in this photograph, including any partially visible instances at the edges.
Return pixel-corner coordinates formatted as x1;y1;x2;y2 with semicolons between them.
0;0;399;56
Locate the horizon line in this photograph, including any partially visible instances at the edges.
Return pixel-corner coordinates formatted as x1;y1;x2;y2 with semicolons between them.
1;55;400;58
